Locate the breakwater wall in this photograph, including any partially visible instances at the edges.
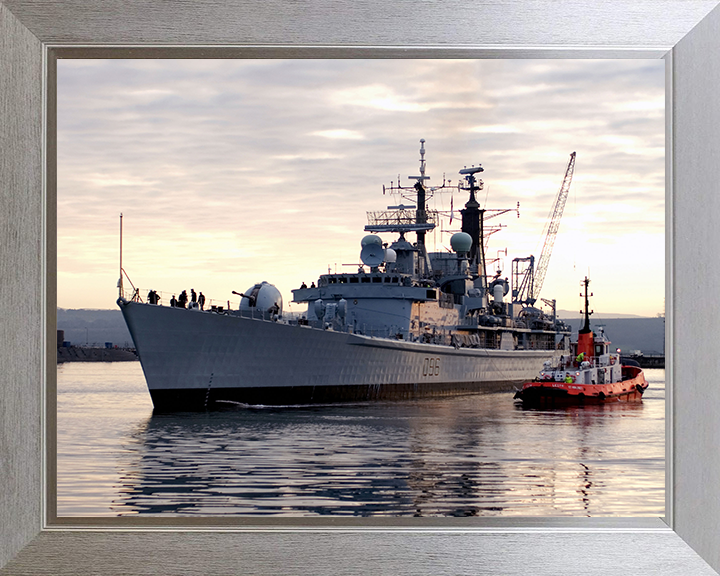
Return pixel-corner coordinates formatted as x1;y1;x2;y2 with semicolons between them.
621;354;665;369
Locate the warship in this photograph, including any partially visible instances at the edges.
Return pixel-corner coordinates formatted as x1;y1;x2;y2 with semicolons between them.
118;141;573;411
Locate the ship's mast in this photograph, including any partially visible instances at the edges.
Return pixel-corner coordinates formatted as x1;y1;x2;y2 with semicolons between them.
459;166;486;288
372;141;506;283
409;139;431;276
414;139;428;243
365;140;437;254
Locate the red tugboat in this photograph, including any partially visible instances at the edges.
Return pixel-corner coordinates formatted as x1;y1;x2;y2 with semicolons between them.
514;277;648;406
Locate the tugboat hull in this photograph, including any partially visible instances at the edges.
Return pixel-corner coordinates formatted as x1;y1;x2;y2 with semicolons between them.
515;367;648;407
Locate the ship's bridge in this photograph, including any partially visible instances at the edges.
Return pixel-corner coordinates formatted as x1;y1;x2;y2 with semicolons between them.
320;272;410;287
291;270;457;338
291;272;443;304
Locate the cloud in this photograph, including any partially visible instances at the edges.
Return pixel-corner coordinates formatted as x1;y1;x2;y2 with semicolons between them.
57;59;664;316
311;129;365;140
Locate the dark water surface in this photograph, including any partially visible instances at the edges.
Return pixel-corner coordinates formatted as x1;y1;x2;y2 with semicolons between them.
57;362;664;517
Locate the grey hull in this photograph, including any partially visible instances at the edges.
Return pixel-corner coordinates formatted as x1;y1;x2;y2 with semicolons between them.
119;300;556;411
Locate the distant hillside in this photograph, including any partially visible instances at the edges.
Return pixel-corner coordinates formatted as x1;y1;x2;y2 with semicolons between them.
560;316;665;355
57;308;133;348
57;308;665;355
556;309;650;319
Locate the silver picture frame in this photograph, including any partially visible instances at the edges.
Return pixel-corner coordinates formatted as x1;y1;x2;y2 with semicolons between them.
2;1;720;573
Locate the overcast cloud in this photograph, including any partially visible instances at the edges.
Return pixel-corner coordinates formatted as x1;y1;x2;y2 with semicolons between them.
58;59;664;316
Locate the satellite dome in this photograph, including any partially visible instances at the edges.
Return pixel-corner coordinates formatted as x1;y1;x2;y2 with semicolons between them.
450;232;473;253
384;248;397;263
239;281;283;314
361;234;383;247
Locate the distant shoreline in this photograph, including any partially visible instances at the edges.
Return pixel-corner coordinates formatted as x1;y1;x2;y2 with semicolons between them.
57;346;138;363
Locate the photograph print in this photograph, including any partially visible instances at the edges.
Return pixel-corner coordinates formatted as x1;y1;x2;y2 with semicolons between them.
56;58;665;517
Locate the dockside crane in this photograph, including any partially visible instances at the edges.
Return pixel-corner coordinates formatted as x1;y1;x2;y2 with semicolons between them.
512;151;576;306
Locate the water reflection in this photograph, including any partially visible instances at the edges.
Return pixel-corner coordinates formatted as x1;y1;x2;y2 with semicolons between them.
111;384;664;516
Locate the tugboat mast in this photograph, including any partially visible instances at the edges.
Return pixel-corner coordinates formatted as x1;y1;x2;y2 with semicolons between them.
577;276;595;359
579;276;594;334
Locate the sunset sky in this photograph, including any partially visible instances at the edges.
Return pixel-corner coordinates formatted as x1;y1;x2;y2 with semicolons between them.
57;59;665;317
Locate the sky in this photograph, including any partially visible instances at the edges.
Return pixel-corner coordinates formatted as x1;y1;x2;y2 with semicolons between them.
57;59;665;317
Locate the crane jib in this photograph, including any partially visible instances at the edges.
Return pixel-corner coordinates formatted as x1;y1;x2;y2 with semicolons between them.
512;152;576;306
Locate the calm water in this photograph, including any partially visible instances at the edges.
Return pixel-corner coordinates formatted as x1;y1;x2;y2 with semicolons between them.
57;362;665;517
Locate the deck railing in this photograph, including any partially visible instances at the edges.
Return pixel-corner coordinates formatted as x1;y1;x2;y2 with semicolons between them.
121;287;240;312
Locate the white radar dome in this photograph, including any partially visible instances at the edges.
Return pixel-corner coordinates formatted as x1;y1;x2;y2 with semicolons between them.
384;248;397;263
361;234;383;247
239;281;283;314
450;232;473;253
